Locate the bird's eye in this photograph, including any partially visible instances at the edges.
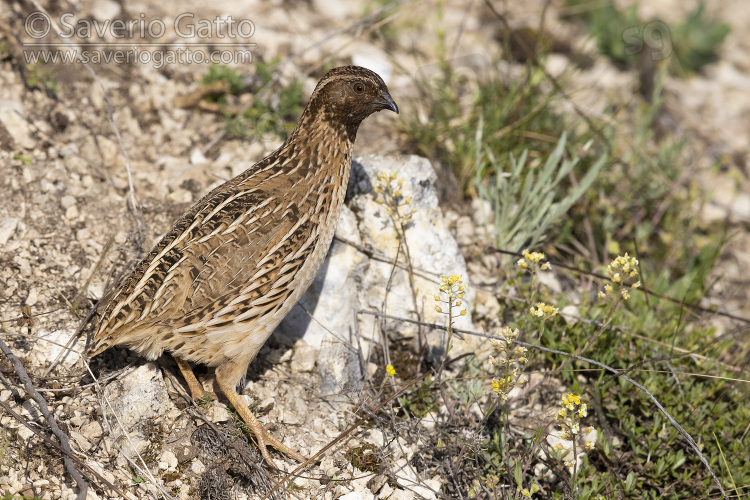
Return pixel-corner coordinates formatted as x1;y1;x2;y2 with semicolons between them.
353;82;365;94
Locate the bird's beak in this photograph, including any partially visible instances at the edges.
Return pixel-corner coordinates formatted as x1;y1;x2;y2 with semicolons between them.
372;91;399;114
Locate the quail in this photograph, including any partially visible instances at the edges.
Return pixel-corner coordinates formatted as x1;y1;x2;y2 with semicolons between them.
86;66;398;466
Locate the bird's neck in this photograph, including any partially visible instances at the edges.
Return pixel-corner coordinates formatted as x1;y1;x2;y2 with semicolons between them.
278;110;358;180
289;104;360;146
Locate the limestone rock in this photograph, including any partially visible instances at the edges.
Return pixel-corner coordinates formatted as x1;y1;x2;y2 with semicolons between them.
103;363;175;464
0;217;19;246
0;101;35;149
279;155;476;395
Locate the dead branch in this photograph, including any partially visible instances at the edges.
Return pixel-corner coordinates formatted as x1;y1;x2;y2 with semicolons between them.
0;338;89;499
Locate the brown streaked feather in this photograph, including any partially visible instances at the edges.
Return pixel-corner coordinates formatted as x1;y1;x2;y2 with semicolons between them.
87;65;394;378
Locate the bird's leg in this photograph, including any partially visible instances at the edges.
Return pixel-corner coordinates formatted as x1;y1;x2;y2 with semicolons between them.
215;361;307;466
174;356;207;400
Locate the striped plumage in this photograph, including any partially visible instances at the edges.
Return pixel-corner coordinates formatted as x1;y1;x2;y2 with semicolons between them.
87;66;398;466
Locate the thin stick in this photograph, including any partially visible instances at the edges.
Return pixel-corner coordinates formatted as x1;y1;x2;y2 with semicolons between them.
334;235;750;326
0;398;128;498
0;339;88;499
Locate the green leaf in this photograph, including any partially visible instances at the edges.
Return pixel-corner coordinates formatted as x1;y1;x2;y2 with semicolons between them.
624;471;636;492
514;461;523;488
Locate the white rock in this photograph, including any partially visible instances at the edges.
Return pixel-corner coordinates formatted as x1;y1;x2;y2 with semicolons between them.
386;489;414;500
159;450;178;470
69;431;92;452
266;347;292;364
16;426;35;443
730;193;750;223
0;101;35;149
66;205;79;220
536;268;562;293
339;492;364;500
206;405;230;423
85;488;101;500
14;256;31;276
190;147;207;165
278;156;476;394
368;428;384;447
60;195;76;209
379;483;394;498
561;305;580;324
25;288;38;307
80;420;103;441
417;478;442;499
291;343;317;372
352;54;393;83
454;215;475;246
29;327;86;369
281;410;301;425
104;363;175;461
191;459;205;474
89;0;121;22
0;217;19;245
311;0;359;19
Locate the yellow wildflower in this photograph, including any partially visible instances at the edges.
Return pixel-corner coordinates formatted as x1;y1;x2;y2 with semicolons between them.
491;379;500;393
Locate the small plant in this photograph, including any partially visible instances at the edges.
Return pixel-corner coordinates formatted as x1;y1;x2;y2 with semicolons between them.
24;63;59;95
404;57;578;194
517;250;552;273
347;443;382;472
568;0;729;75
398;375;438;418
195;394;214;410
434;273;468;356
488;326;529;402
201;63;244;95
475;134;606;256
12;152;32;166
598;252;641;301
200;61;303;141
671;3;731;74
551;393;596;483
374;171;416;229
528;302;559;320
373;170;424;369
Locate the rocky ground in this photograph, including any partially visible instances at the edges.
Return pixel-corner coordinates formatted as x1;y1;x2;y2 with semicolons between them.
1;0;749;498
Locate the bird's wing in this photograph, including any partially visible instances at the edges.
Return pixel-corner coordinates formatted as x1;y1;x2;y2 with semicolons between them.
89;155;316;353
160;198;316;336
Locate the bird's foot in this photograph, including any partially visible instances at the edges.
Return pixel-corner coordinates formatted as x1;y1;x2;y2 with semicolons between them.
218;383;308;466
174;357;210;400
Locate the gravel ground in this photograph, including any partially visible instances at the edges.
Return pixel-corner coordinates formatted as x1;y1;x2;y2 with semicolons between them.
1;0;748;498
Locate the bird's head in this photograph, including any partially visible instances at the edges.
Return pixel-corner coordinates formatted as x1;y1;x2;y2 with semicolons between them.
304;65;398;131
